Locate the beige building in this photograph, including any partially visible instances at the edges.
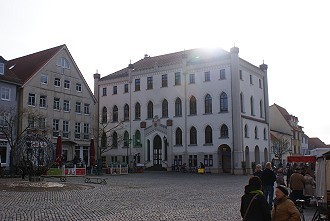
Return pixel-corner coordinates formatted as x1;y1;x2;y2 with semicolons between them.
7;45;96;165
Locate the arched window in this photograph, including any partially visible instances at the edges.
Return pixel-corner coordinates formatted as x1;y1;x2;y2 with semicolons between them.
244;124;248;138
220;124;229;138
124;131;129;147
263;128;267;140
190;96;197;115
260;100;264;118
101;132;107;148
135;102;141;120
162;99;168;118
102;107;107;123
175;98;182;116
250;96;254;116
124;104;129;121
112;131;118;148
205;125;212;144
205;94;212;114
147;101;153;118
175;128;182;145
220;92;228;112
113;105;118;122
135;130;141;146
240;92;244;113
190;126;197;144
255;126;258;139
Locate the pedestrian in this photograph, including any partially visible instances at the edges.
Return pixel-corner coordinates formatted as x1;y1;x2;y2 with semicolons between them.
289;168;305;202
272;185;300;221
240;176;271;221
286;164;293;187
276;168;285;186
303;170;315;199
261;162;277;209
253;164;263;179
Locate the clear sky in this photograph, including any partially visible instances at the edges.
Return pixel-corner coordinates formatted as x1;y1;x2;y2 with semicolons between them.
1;0;329;144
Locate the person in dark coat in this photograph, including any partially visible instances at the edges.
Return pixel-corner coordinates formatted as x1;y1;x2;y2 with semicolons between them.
240;176;271;221
261;162;277;209
253;164;263;179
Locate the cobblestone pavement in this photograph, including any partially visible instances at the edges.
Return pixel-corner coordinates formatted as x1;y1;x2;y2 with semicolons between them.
0;172;317;221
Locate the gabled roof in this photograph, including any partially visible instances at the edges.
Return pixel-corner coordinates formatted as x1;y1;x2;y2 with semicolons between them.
7;45;64;84
271;103;302;131
0;56;22;85
100;48;229;81
308;137;328;149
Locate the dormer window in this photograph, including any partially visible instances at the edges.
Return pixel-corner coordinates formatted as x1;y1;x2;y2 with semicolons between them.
0;63;4;75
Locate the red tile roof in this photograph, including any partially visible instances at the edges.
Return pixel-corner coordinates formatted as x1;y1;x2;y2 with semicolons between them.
272;103;302;131
308;137;328;149
7;45;64;84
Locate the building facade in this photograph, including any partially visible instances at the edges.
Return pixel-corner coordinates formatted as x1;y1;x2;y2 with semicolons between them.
95;47;270;174
7;45;96;166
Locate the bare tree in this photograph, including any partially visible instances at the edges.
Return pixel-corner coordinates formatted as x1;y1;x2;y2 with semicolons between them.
0;106;48;171
271;136;292;163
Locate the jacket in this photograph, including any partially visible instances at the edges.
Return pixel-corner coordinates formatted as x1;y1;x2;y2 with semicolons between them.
290;172;305;191
240;184;271;221
271;196;300;221
261;168;276;186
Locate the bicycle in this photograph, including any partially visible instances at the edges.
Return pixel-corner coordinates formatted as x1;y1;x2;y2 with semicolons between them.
311;196;327;221
295;199;305;221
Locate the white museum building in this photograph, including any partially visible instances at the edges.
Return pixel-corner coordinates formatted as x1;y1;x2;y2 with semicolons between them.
94;46;270;174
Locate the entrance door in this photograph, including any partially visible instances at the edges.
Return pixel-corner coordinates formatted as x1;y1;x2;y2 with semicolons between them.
153;135;162;166
220;145;231;173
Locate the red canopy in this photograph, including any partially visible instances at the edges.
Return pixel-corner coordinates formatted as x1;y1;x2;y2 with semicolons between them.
55;135;62;166
287;155;316;163
90;138;96;166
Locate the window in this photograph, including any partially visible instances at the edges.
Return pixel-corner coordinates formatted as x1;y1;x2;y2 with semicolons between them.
57;57;70;69
39;95;47;108
113;106;118;122
175;72;181;85
28;115;36;129
175;128;182;145
147;101;153;119
41;75;48;84
102;107;107;123
260;100;263;118
124;84;129;93
189;96;197;115
204;71;210;81
239;70;243;80
240;93;244;113
124;131;129;147
38;117;46;130
189;74;195;84
204;155;213;167
124;104;129;121
135;102;141;120
250;96;255;116
75;102;81;113
263;128;267;140
83;123;89;139
53;119;59;137
0;63;4;75
84;103;90;115
244;124;248;138
220;69;226;80
205;125;212;144
102;87;107;96
63;121;69;138
220;124;229;138
190;126;197;145
204;94;212;114
175;98;182;116
259;79;263;88
1;87;10;100
63;100;70;112
162;99;168;118
112;132;118;148
135;79;140;91
101;132;107;148
54;78;61;87
75;122;81;139
53;98;60;110
250;75;253;84
76;83;82;92
255;126;258;139
134;130;141;146
220;92;228;112
64;80;70;89
113;86;117;94
147;76;153;90
161;74;168;87
28;93;36;106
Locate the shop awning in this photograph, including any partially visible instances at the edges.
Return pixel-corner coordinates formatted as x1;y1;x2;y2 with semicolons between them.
287;155;316;163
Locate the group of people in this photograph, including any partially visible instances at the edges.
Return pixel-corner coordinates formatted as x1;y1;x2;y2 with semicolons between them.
240;161;315;221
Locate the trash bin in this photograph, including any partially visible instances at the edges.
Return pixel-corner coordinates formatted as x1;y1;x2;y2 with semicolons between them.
198;168;205;174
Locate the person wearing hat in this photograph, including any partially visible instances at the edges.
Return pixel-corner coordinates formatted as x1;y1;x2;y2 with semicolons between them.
271;185;300;221
240;176;271;221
